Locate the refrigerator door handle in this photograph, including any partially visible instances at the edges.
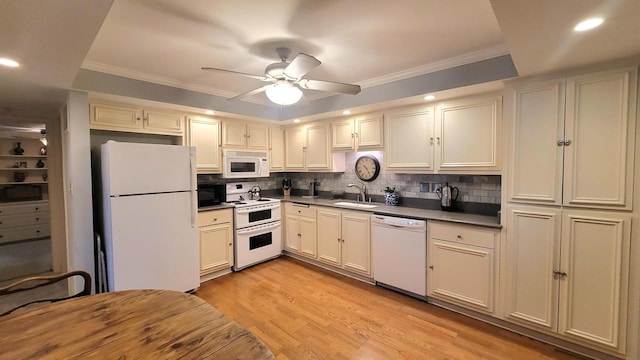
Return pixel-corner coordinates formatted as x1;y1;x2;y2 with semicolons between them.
189;147;197;228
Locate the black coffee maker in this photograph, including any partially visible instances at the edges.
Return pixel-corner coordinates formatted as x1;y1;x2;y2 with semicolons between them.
282;178;291;196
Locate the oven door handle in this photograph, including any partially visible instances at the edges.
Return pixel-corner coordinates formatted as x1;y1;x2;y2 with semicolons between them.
236;206;277;214
236;222;281;235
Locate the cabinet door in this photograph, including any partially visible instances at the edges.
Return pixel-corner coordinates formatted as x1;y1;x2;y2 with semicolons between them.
331;119;355;150
222;121;247;148
356;114;383;149
563;68;636;209
305;123;330;170
317;208;342;267
437;96;500;173
143;110;184;134
284;213;301;252
285;127;306;170
385;106;434;172
558;210;630;351
504;206;561;332
90;103;143;131
199;223;233;275
428;239;494;313
247;123;269;150
188;117;221;173
269;126;285;172
341;211;371;276
299;216;317;258
507;80;565;204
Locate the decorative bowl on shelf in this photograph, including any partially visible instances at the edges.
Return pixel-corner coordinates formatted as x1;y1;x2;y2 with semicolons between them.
13;171;27;182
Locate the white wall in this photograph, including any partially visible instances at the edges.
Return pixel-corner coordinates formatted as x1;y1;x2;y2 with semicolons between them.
63;90;95;291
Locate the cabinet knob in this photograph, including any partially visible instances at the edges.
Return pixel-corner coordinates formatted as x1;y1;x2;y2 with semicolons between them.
35;218;39;221
457;234;462;239
36;230;40;233
429;137;434;145
229;243;232;246
436;137;440;145
564;140;572;146
429;265;434;270
35;207;39;210
557;140;564;146
213;218;218;222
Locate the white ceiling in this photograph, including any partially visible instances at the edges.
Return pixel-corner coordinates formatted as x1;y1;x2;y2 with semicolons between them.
1;0;639;124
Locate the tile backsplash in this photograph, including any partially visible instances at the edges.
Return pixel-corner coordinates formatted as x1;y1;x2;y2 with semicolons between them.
199;151;501;205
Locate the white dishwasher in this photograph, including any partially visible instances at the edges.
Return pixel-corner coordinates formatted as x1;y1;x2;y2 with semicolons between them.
371;215;427;297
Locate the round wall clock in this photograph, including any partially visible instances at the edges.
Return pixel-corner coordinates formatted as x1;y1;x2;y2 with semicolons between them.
355;155;380;182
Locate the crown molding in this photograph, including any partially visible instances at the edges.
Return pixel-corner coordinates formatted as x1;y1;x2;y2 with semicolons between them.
358;44;510;88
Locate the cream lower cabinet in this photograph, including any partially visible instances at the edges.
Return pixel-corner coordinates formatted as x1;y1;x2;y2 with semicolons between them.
504;205;631;354
427;221;499;315
317;207;371;276
197;209;233;276
284;203;317;258
187;116;221;173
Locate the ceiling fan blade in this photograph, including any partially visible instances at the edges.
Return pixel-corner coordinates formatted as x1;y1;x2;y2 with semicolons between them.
283;53;321;80
201;67;269;81
296;78;361;95
228;85;271;101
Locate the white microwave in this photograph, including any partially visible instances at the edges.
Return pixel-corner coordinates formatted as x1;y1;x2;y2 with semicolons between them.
223;150;269;178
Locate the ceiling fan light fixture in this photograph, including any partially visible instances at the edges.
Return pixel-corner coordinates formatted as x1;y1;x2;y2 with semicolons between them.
266;81;303;105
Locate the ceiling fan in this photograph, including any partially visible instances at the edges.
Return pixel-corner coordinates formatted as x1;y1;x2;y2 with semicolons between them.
202;47;361;105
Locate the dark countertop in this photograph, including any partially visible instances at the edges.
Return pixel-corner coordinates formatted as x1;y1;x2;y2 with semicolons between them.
275;196;502;229
198;203;235;212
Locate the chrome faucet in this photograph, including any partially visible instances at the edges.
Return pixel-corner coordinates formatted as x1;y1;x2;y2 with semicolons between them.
347;182;367;202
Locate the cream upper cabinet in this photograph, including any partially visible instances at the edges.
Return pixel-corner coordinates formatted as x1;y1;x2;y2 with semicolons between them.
285;122;343;172
222;121;269;150
269;126;285;172
507;67;637;209
197;209;234;276
385;94;501;174
90;102;184;136
284;203;317;258
504;205;631;354
187;116;221;173
435;95;501;173
331;113;383;151
284;126;306;170
317;207;371;276
385;105;435;171
427;221;499;315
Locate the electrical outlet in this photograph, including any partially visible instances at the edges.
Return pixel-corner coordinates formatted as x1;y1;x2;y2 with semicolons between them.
419;183;429;192
432;183;442;193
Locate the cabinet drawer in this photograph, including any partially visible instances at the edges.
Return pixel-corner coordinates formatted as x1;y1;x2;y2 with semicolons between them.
197;208;233;227
0;213;50;228
0;224;50;244
285;203;316;218
429;221;497;249
0;202;49;216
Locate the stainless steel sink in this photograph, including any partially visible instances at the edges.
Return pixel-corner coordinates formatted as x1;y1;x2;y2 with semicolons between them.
332;201;378;209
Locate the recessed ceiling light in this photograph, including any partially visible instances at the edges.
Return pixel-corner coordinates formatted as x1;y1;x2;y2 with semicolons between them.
293;119;301;123
205;110;214;115
342;110;351;115
424;95;436;101
0;58;19;67
574;17;604;32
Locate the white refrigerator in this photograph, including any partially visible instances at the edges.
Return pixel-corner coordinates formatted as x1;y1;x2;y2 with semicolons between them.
101;141;199;292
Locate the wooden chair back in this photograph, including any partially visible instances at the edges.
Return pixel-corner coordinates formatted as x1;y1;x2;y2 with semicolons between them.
0;270;92;316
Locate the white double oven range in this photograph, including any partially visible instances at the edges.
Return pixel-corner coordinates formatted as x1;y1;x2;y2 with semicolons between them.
225;183;282;271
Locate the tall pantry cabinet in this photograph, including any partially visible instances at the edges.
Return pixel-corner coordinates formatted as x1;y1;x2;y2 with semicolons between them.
503;66;637;356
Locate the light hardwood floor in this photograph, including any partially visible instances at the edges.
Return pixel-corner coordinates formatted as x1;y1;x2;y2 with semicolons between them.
197;257;582;360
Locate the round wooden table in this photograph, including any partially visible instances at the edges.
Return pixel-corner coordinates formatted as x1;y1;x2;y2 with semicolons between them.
0;289;275;359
